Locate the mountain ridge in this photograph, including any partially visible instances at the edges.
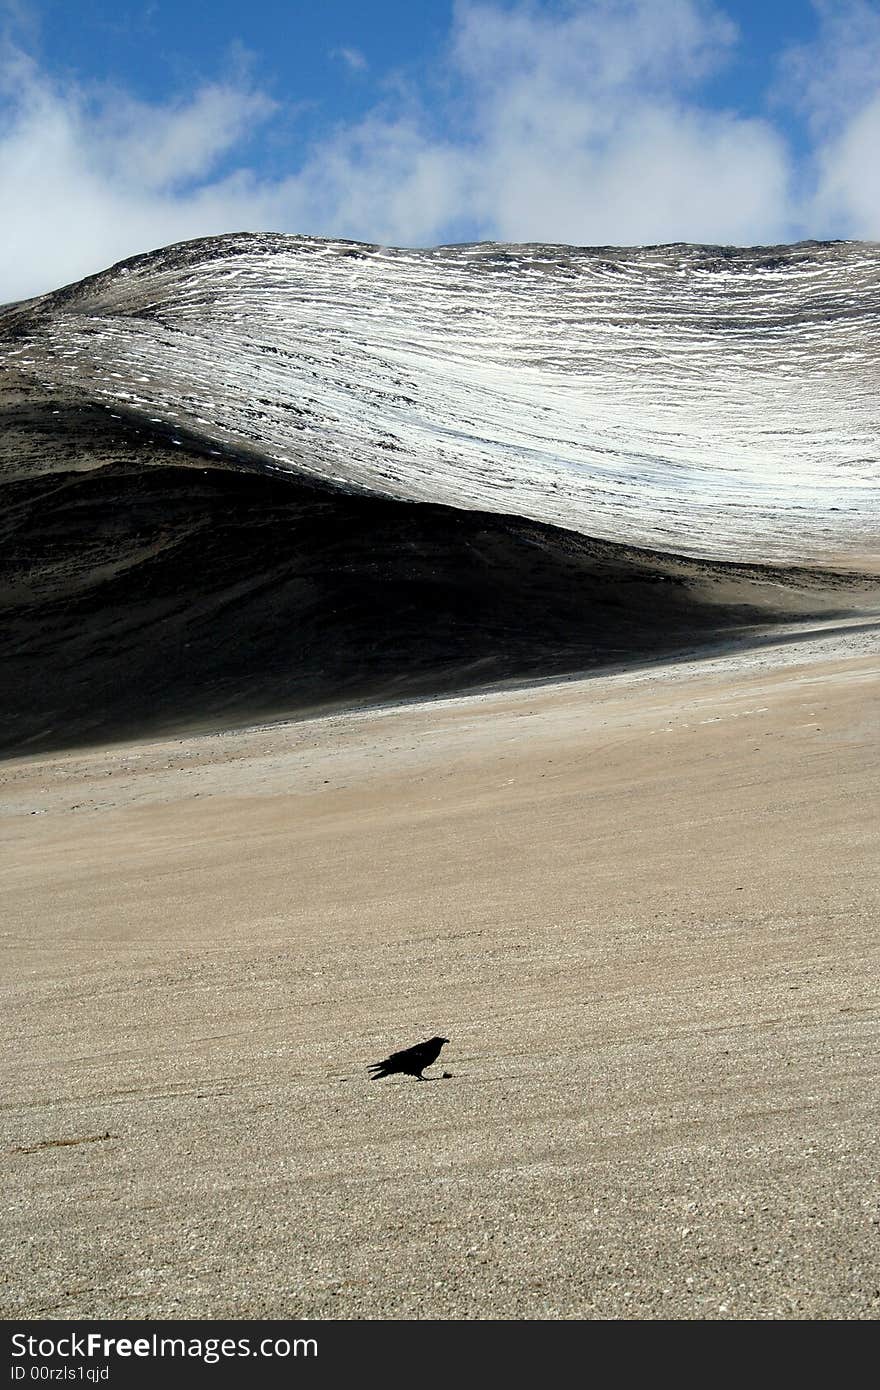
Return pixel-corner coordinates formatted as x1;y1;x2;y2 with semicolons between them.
3;231;878;566
1;233;877;756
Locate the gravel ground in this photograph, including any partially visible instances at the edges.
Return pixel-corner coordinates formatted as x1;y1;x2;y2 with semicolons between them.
2;629;879;1319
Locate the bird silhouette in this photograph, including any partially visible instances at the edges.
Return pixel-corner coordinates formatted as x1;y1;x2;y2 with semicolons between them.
367;1035;449;1081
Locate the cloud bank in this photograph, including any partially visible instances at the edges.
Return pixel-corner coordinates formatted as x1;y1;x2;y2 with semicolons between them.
0;0;879;303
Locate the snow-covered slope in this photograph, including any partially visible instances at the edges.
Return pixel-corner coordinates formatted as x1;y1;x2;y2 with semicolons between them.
3;233;878;567
2;234;879;755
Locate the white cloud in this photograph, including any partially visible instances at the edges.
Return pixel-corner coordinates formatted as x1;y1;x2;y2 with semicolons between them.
0;45;287;301
444;0;791;245
276;113;473;247
278;0;792;249
0;1;878;304
331;46;368;73
781;0;880;131
813;93;880;233
452;0;738;96
780;0;880;236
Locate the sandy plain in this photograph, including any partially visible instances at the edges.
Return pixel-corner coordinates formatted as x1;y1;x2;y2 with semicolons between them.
2;619;879;1320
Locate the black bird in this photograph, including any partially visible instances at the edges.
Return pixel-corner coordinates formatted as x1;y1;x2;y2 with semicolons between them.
368;1035;449;1081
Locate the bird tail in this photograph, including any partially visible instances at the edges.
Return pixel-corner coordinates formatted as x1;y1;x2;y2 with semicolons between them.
367;1063;390;1080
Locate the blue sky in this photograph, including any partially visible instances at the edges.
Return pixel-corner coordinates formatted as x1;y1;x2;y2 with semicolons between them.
21;2;819;156
1;1;879;300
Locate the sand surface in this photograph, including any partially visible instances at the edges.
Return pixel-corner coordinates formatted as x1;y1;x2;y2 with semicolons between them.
2;622;879;1320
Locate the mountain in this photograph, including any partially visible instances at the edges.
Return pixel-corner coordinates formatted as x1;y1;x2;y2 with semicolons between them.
1;233;878;755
